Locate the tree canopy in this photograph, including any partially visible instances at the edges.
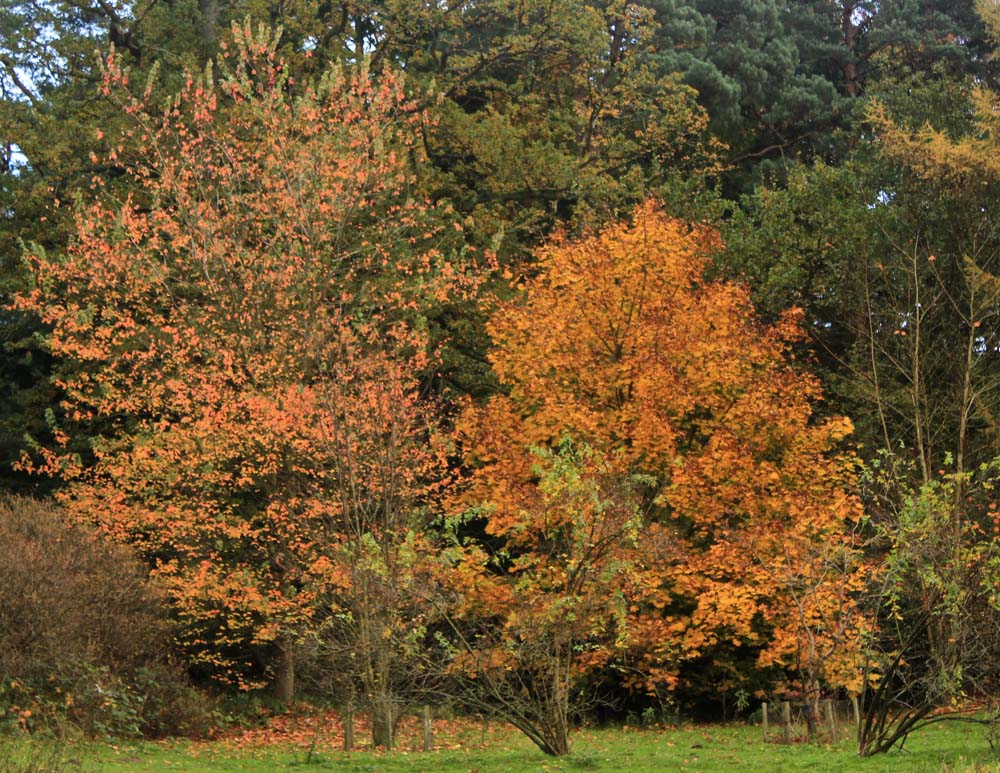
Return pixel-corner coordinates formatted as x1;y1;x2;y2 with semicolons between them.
5;0;1000;757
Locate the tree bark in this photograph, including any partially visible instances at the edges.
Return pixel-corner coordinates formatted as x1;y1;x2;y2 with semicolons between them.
371;695;394;750
198;0;219;49
274;636;295;705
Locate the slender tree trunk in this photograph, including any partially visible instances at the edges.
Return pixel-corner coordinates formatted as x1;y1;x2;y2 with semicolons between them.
371;692;394;749
343;705;355;751
910;249;931;483
864;261;893;451
841;3;859;97
275;635;295;704
547;649;571;756
198;0;219;49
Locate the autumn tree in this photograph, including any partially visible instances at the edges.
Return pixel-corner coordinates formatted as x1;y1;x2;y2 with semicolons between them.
832;2;1000;754
454;201;864;751
300;336;457;748
445;438;644;756
721;47;1000;470
17;22;475;717
713;60;1000;752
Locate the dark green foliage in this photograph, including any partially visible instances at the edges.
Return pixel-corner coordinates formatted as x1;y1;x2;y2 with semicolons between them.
645;0;992;192
717;71;1000;469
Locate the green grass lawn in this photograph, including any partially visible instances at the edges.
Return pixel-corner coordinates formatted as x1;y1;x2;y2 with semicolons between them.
5;720;1000;772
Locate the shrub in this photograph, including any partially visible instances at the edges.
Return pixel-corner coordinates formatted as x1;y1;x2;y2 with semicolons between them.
0;495;212;738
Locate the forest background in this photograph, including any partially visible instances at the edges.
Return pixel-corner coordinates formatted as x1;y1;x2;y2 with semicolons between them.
4;0;1000;759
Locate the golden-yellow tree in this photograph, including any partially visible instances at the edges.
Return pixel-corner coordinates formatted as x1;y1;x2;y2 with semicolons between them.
455;201;865;753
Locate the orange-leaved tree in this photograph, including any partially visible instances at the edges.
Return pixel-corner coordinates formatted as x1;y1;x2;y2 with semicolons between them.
454;201;865;752
444;437;643;756
17;21;476;715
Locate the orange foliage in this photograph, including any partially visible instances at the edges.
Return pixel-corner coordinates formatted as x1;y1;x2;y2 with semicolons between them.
458;201;865;699
18;23;472;686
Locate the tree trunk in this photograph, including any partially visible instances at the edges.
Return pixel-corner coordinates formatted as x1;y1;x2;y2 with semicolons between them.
543;654;571;755
198;0;219;49
343;707;355;751
371;695;394;749
274;636;295;705
805;678;822;742
841;3;859;97
548;719;570;756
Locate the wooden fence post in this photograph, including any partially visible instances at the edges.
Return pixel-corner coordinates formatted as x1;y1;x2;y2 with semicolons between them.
782;701;792;745
825;699;837;741
422;705;433;751
762;702;769;741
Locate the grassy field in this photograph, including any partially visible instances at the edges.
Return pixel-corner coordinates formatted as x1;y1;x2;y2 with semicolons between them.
4;718;1000;772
